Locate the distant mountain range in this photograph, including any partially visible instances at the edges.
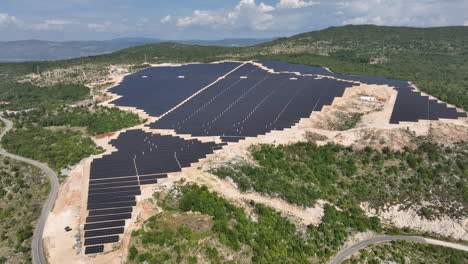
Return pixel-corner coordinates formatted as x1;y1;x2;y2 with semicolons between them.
0;37;275;62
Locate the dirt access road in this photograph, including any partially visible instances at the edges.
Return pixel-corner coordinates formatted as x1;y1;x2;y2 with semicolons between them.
329;235;468;264
0;116;59;264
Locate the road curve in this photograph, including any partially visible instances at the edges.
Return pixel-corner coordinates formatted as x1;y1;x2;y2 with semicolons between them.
0;116;59;264
329;235;468;264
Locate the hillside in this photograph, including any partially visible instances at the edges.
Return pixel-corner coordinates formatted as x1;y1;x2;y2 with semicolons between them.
0;38;273;62
1;25;467;110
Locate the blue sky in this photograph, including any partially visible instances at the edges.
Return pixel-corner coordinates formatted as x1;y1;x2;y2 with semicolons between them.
1;0;467;41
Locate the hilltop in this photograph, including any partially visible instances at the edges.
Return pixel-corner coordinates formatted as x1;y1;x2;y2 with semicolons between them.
0;38;273;62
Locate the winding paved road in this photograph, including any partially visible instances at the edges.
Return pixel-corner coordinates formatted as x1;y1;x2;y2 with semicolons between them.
329;235;468;264
0;116;58;264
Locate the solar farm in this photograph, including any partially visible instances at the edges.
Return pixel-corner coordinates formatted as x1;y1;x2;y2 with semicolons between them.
82;60;466;255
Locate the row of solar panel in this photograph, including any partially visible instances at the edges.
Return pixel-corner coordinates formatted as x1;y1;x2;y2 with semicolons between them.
86;213;132;223
89;207;133;216
84;227;124;238
84;235;119;246
85;245;104;254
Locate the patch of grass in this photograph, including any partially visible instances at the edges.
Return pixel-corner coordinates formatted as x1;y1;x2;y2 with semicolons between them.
327;112;363;131
304;131;328;142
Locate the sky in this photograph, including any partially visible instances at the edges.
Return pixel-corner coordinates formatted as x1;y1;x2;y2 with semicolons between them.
1;0;468;41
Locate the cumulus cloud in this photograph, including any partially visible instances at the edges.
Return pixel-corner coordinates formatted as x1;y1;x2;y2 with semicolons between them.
177;10;217;27
276;0;319;9
160;15;172;24
177;0;275;30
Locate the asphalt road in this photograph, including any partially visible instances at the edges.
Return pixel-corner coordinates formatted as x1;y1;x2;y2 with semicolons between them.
0;117;58;264
329;235;468;264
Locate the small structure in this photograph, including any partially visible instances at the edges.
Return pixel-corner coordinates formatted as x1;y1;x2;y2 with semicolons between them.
360;96;377;102
0;101;11;105
289;77;298;80
5;110;18;115
240;76;248;79
178;75;185;79
95;132;115;139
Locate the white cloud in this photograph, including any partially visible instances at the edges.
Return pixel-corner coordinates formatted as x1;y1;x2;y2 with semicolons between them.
276;0;319;9
87;22;111;32
177;0;275;30
27;20;72;30
0;13;19;27
177;10;217;26
160;15;172;24
464;20;468;26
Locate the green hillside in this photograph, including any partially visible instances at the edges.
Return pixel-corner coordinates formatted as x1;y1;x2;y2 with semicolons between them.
1;25;467;109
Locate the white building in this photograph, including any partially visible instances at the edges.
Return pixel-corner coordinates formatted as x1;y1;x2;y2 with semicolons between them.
360;96;376;102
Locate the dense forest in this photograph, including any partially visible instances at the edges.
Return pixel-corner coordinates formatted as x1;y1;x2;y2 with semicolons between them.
0;82;89;110
11;106;144;135
212;139;467;220
1;127;102;172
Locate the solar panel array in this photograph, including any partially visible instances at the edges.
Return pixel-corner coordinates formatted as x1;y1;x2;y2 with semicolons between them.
85;131;224;254
109;62;241;116
85;60;466;255
255;60;466;123
149;64;357;138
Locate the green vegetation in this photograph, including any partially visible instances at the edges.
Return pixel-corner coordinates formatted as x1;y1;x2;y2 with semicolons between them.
327;112;363;131
0;82;89;110
1;126;102;171
212;140;467;219
304;131;328;142
11;106;144;135
0;156;49;263
344;240;468;264
130;184;380;264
